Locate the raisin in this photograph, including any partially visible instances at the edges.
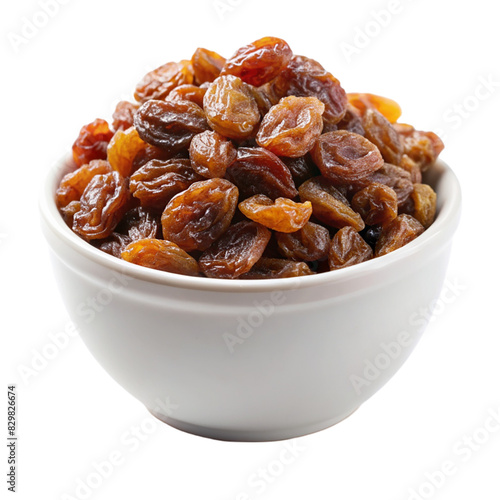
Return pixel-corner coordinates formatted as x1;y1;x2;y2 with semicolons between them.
281;155;319;187
311;130;384;183
130;158;202;211
72;119;114;167
363;109;403;165
239;195;312;233
73;171;130;240
399;154;423;183
203;75;260;140
276;222;330;261
56;159;112;208
361;225;383;249
351;182;398;226
161;178;238;251
272;55;347;126
189;131;237;178
121;238;199;276
60;200;81;227
107;126;147;177
375;214;425;257
199;221;271;279
96;232;132;258
298;176;365;231
134;60;194;103
226;147;298;200
221;37;292;87
112;101;139;132
116;207;159;240
369;163;414;208
191;48;226;85
394;124;444;171
256;96;324;157
131;144;175;171
329;226;373;270
409;183;437;228
335;105;365;135
166;84;207;108
134;99;209;153
249;84;276;116
240;258;314;279
347;93;402;123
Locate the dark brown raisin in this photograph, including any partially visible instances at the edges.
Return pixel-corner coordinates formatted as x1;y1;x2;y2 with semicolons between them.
276;222;330;261
329;226;373;270
199;221;271;278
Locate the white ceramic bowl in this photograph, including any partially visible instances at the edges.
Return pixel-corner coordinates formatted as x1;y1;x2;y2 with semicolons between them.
40;156;461;441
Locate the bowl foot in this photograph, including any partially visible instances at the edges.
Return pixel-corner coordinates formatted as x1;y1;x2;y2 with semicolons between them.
148;406;360;442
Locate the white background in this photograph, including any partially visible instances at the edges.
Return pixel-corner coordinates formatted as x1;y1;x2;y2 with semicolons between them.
1;0;499;499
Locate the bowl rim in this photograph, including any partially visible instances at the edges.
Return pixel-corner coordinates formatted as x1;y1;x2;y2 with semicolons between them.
40;155;462;293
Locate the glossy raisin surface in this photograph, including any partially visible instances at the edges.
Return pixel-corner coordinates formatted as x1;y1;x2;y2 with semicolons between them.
199;221;271;278
329;226;373;270
161;178;238;251
72;119;114;167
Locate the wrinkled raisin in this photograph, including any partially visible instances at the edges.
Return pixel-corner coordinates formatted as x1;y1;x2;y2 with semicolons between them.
299;177;365;231
161;178;238;251
409;183;437;228
56;159;112;208
73;171;130;240
122;238;199;276
96;232;132;258
112;101;139;132
134;99;209;153
116;207;159;240
240;258;313;279
256;96;324;157
72;119;114;167
375;214;424;257
395;124;444;171
363;109;403;165
199;221;271;279
107;126;147;177
130;158;202;211
335;105;365;135
167;84;206;108
189;131;237;178
221;37;292;87
281;155;319;187
311;130;384;183
369;163;414;208
276;222;330;261
239;195;312;233
226;147;297;200
134;60;194;103
329;226;373;270
347;93;402;123
272;55;347;125
203;75;260;139
351;182;398;226
191;48;226;85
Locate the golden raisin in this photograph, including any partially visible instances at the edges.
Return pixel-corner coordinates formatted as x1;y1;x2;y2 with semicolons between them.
107;126;147;177
410;183;437;228
72;119;114;167
239;195;312;233
375;214;425;257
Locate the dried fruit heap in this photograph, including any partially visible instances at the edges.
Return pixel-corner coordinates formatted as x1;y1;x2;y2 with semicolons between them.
57;36;443;279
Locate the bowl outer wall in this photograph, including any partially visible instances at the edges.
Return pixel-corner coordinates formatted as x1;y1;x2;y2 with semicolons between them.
39;157;461;440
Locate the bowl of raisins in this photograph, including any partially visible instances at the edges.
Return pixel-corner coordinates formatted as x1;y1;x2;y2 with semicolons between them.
40;37;461;441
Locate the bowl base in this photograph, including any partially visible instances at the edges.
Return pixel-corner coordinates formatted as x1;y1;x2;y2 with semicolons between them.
148;406;360;442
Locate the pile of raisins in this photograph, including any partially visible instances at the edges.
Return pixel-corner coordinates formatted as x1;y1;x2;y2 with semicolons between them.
57;36;443;279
